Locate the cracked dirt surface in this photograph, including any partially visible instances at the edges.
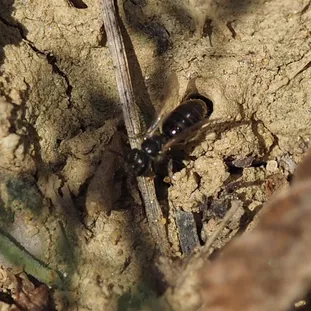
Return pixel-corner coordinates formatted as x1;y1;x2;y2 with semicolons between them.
0;0;311;310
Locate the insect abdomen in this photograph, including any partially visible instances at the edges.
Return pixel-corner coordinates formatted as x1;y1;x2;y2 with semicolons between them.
161;99;208;138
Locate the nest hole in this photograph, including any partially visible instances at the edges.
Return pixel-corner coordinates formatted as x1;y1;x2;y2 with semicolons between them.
187;93;214;117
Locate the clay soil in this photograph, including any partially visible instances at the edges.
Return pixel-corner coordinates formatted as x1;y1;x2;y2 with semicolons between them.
0;0;311;310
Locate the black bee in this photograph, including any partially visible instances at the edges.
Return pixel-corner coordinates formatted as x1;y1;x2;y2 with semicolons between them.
127;76;213;176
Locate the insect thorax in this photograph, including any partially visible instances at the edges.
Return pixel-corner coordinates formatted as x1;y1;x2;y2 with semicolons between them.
142;135;168;157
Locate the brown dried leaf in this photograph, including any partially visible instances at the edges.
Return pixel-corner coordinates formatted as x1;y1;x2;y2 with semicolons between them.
294;148;311;184
199;149;311;311
163;149;311;311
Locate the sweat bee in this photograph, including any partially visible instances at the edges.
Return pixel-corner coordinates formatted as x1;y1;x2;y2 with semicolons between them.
126;74;214;176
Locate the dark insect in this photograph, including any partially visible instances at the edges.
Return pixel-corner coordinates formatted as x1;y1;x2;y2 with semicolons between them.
127;76;213;176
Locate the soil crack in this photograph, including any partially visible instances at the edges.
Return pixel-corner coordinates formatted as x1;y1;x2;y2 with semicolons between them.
46;52;73;108
0;15;73;108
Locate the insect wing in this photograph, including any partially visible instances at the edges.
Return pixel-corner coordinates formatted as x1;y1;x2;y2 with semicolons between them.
161;118;222;152
146;73;180;138
161;119;250;152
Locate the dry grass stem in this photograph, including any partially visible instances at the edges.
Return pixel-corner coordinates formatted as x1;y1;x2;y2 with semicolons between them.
100;0;170;254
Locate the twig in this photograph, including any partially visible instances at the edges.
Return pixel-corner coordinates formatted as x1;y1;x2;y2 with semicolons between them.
202;200;242;255
100;0;170;254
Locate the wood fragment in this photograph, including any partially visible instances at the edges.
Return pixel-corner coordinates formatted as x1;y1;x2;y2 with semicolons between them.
160;201;243;311
175;210;200;255
99;0;170;254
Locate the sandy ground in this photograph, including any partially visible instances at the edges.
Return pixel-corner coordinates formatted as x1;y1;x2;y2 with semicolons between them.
0;0;310;310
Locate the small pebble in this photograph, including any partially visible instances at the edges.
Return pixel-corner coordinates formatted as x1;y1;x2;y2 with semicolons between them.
266;160;278;173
